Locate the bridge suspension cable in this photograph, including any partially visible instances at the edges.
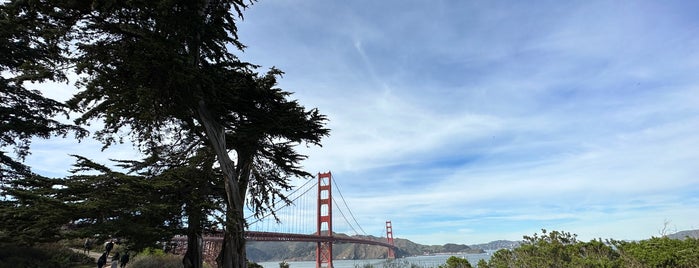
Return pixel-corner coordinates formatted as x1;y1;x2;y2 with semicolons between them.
331;176;368;236
245;173;372;238
245;177;316;226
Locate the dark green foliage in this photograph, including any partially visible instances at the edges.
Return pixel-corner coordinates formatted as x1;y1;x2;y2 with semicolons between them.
486;230;699;268
1;1;87;246
0;1;86;185
613;237;699;268
0;174;74;245
55;156;185;251
2;1;329;267
487;248;516;268
485;230;620;268
572;239;621;267
513;229;580;267
0;243;94;268
441;256;472;268
47;1;329;266
129;253;189;268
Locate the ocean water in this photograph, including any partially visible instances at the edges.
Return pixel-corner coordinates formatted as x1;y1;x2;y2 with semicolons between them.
257;252;493;268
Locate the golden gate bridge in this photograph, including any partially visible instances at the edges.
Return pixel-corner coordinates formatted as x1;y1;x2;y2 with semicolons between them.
171;172;397;268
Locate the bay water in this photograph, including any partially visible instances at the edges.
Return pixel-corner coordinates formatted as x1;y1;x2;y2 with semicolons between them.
257;251;493;268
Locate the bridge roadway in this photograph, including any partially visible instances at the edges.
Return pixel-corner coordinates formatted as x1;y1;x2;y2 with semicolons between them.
246;231;397;249
176;231;396;249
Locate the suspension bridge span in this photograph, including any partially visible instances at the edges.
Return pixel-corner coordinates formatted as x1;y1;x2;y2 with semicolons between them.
172;172;397;268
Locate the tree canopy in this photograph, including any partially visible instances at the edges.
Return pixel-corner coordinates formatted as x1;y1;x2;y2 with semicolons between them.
0;1;86;184
1;1;329;267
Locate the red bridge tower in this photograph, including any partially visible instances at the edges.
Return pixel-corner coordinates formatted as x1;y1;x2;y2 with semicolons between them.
317;172;333;268
386;220;395;259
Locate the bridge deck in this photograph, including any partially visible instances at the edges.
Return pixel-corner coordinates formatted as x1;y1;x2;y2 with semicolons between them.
172;231;396;249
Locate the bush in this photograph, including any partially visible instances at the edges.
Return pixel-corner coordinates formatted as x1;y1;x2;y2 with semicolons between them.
0;243;94;268
484;230;623;268
140;247;167;256
614;237;699;268
486;230;699;268
128;252;219;268
129;254;183;268
440;256;472;268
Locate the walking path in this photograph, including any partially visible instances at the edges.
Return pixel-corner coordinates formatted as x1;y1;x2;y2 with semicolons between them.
70;247;118;266
70;247;99;264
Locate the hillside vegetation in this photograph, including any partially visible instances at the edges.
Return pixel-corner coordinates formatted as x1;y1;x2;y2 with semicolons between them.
246;234;483;262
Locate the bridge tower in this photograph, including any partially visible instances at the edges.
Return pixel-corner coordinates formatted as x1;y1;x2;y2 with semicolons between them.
386;220;395;259
317;172;333;268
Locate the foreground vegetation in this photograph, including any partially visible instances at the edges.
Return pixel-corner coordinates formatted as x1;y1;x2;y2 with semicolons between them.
0;243;93;268
361;230;699;268
3;229;699;268
482;230;699;268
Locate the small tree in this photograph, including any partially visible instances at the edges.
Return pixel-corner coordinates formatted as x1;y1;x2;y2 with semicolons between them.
441;256;472;268
488;249;515;268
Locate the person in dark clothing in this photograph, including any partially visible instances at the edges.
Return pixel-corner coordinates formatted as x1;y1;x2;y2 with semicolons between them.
119;252;130;268
83;238;92;254
97;252;108;268
105;240;114;255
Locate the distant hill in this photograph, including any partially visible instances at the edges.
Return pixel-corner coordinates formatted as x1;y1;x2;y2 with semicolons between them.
246;233;484;262
469;240;522;251
667;229;699;240
247;228;699;262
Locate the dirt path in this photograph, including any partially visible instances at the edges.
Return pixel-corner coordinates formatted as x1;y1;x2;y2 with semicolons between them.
71;247;100;262
70;247;114;266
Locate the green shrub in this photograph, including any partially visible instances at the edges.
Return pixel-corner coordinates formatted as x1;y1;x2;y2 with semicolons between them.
614;237;699;268
127;253;217;268
486;230;621;268
0;243;94;268
486;230;699;268
440;256;472;268
139;247;167;256
129;253;183;268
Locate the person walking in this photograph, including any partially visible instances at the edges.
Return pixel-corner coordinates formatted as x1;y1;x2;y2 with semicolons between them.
83;238;92;254
97;252;107;268
105;240;114;256
111;252;120;268
119;251;130;268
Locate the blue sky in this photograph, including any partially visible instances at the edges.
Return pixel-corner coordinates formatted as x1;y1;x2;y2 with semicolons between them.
26;1;699;245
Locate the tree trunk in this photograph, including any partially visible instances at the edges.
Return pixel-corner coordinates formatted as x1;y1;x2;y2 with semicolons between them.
218;206;247;268
183;233;203;268
183;203;204;268
195;101;246;268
